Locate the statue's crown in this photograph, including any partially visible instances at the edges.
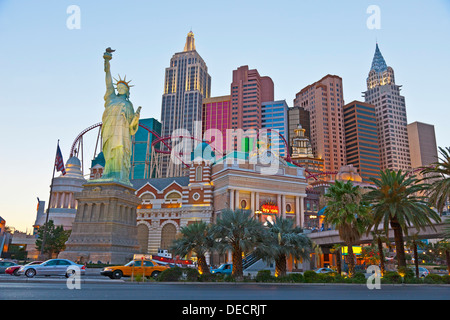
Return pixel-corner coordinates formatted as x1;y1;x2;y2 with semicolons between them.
113;74;134;89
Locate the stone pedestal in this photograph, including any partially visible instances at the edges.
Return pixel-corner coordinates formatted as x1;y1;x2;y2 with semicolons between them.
59;181;141;265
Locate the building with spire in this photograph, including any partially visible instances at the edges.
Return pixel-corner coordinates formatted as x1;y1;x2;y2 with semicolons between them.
363;43;411;170
160;31;212;177
290;125;324;182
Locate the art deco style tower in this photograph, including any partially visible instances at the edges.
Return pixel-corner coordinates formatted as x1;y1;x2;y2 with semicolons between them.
363;44;411;170
160;31;212;177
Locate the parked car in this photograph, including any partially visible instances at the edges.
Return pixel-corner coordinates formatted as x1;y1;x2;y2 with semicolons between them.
100;259;169;279
410;266;430;278
5;261;43;276
18;259;85;278
314;267;335;274
0;261;18;274
210;263;233;275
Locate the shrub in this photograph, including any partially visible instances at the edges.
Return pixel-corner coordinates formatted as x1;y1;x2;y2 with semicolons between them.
351;272;366;283
287;273;304;283
424;274;445;284
157;267;183;282
256;270;275;282
441;275;450;284
183;268;200;282
382;271;403;284
303;270;319;283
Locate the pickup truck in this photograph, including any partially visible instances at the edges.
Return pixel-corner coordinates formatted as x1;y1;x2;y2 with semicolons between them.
210;263;233;275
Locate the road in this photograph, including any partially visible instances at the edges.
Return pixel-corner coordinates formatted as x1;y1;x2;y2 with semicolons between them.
1;276;449;300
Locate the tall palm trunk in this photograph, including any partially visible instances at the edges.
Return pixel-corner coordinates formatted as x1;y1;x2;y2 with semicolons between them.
347;242;355;277
197;255;210;276
275;255;287;277
335;248;342;275
377;237;386;276
413;241;420;278
232;244;243;280
390;218;407;269
446;250;450;276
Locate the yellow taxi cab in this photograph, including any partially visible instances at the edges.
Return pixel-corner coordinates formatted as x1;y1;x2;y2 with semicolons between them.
101;259;169;279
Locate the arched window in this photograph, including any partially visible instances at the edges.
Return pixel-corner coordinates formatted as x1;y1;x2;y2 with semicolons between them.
195;166;202;181
160;224;177;250
137;224;149;253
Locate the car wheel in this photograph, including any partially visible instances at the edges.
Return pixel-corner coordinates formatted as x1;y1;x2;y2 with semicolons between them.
65;269;76;278
112;270;123;279
151;271;161;279
25;269;36;278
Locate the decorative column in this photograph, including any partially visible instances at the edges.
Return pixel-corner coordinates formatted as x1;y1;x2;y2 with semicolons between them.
281;195;286;219
277;194;281;217
229;189;235;210
235;189;240;210
250;192;255;216
295;196;301;227
300;195;304;228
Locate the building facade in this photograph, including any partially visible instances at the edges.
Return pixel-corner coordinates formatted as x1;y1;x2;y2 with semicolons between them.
229;66;274;152
407;121;438;169
294;75;346;178
131;118;161;180
363;43;411;170
261;100;289;157
202;95;232;156
132;150;308;260
343;100;381;183
160;31;212;177
288;106;311;147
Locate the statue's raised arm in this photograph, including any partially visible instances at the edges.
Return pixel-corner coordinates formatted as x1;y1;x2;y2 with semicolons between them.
103;48;115;101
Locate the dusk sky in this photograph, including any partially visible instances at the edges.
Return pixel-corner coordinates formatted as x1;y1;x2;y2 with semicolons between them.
1;0;449;232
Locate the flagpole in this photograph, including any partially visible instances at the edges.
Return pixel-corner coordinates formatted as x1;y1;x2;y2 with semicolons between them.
40;140;60;258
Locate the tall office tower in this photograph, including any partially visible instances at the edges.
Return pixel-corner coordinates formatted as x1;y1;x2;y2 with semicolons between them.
202;95;231;155
343;101;381;183
261;100;289;157
229;66;274;152
160;31;212;176
293;75;346;178
407;121;438;169
363;43;411;170
288;106;311;147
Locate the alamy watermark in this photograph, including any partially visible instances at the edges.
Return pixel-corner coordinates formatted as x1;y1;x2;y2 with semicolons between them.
366;265;382;290
66;5;81;30
366;5;381;30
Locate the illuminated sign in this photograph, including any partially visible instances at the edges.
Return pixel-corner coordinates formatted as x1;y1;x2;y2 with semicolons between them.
260;202;279;215
341;246;362;255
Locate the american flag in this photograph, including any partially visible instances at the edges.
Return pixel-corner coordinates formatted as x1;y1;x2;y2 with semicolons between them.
55;145;66;175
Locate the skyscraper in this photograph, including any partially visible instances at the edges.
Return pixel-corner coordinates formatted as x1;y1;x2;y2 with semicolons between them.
261;100;289;157
407;121;438;169
343;100;381;183
202;95;231;155
363;44;411;171
229;66;274;152
294;75;346;178
160;31;212;176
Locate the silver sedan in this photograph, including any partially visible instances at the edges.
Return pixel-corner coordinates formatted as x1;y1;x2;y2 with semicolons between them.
18;259;85;278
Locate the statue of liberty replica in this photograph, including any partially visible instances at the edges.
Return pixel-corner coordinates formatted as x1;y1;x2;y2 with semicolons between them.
59;49;142;264
101;48;141;185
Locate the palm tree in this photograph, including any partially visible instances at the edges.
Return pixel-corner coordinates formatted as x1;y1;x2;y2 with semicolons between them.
330;244;343;275
406;233;424;278
369;230;389;276
434;240;450;275
170;221;214;275
420;146;450;214
365;169;441;269
323;180;372;277
253;215;313;277
211;209;264;280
